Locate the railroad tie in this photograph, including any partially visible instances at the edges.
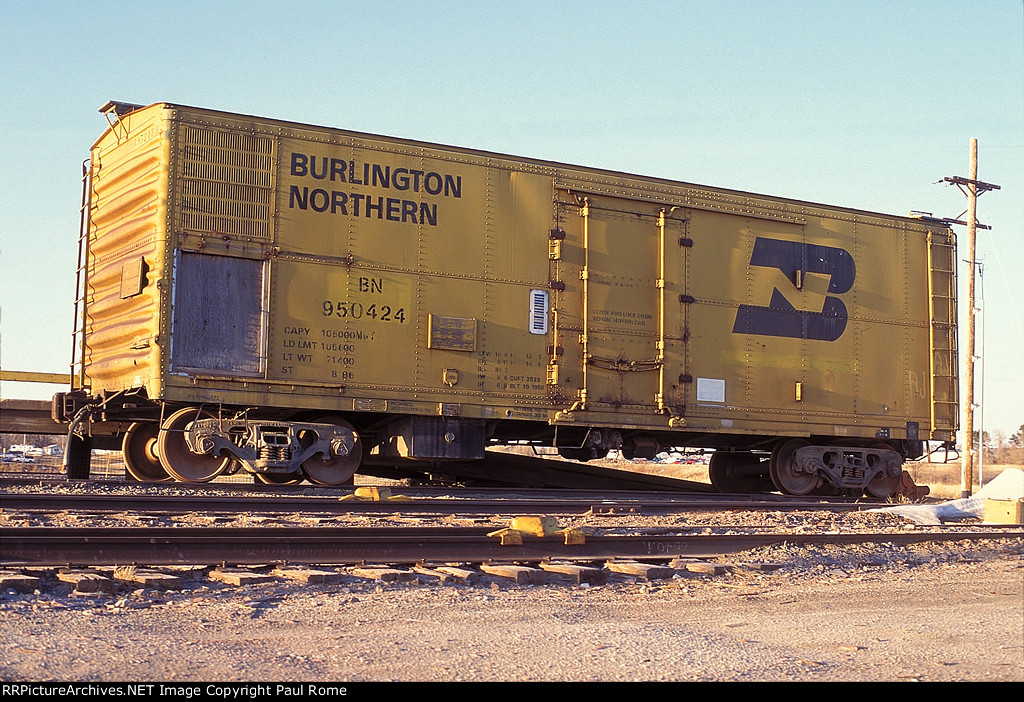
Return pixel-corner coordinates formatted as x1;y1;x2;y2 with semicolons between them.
680;562;728;576
604;561;676;581
272;566;343;585
539;562;608;585
350;566;418;582
413;565;480;584
111;565;182;589
208;567;278;586
0;570;42;593
56;569;115;593
479;563;547;585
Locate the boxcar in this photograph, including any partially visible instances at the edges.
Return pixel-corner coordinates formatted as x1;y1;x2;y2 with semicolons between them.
54;101;958;495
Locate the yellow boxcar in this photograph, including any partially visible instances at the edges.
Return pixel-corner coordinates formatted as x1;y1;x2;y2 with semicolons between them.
56;101;958;495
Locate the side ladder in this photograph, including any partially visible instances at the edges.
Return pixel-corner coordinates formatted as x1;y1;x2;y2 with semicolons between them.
927;229;959;437
69;159;93;394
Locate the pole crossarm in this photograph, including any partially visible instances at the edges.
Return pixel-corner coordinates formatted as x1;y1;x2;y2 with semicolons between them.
941;174;1000;232
943;175;1001;194
943;217;992;231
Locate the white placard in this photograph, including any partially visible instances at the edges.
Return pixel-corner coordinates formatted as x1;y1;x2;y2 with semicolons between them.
696;377;726;403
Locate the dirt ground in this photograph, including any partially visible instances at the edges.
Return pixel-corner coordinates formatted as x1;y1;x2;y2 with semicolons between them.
1;526;1021;682
1;545;1021;682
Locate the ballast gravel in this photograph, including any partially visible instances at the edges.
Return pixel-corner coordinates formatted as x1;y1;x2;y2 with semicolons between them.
1;479;1022;682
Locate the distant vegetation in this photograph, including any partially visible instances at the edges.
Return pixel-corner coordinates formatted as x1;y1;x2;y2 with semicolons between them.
975;424;1024;465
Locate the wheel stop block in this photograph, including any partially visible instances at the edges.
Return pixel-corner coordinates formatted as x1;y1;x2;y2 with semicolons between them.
339;486;413;502
488;516;586;545
511;516;560;536
895;471;930;501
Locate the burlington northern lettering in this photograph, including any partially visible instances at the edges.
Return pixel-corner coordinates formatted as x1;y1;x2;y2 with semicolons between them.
287;152;463;227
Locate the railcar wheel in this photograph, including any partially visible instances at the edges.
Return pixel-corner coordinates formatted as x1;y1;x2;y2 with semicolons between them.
257;472;304;485
122;422;172;482
156;408;232;483
865;443;902;498
708;452;765;493
298;416;361;487
769;438;820;495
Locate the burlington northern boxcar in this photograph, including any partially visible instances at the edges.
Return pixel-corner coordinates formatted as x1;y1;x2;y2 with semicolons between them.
54;100;958;496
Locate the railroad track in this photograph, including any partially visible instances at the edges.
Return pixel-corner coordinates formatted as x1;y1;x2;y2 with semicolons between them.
3;525;1020;568
5;476;1019;584
0;490;881;517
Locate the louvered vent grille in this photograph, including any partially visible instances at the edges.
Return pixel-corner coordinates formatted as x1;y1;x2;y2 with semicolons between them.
177;125;275;240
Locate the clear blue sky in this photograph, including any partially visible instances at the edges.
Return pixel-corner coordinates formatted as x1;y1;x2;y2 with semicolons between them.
2;0;1022;438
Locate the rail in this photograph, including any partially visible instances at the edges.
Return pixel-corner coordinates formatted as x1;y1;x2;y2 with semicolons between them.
2;526;1019;567
0;491;879;516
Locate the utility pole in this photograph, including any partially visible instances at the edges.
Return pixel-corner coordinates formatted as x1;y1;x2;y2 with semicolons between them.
943;138;1000;497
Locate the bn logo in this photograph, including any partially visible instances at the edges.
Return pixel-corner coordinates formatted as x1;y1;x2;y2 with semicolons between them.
733;237;855;342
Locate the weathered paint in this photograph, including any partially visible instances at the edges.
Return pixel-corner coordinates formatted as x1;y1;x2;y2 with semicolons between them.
77;102;957;443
